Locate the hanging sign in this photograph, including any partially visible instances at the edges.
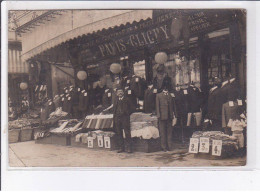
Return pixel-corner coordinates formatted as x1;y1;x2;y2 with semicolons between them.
189;138;199;153
199;137;210;153
212;140;222;156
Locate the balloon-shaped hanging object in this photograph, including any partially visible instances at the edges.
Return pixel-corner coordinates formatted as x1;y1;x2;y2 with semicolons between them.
110;63;122;74
155;52;168;64
20;82;28;90
77;70;87;80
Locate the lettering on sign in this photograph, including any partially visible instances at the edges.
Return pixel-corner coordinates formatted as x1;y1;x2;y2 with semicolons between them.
212;140;222;156
189;138;199;153
199;137;210;153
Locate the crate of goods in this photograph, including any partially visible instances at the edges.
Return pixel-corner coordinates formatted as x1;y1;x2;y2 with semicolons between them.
70;133;89;148
190;131;239;159
34;130;52;144
130;113;161;153
9;128;21;143
51;134;71;146
21;126;34;142
132;137;161;153
82;114;113;131
103;131;118;150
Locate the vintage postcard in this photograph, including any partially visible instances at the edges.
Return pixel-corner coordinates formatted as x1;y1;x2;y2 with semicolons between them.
6;8;247;168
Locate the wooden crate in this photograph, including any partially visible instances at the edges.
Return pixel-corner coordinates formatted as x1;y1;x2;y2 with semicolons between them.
70;136;88;148
9;129;21;143
51;134;71;146
20;127;34;142
35;135;52;144
132;138;161;153
104;136;118;151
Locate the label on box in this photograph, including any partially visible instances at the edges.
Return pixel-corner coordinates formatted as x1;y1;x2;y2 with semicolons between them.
87;137;94;148
237;100;243;106
212;140;222;156
108;93;111;97
199;137;210;153
170;93;175;98
153;89;157;93
135;78;139;82
104;136;111;149
189;138;199;153
84;93;87;97
183;90;188;95
229;101;234;107
127;80;130;84
128;90;132;95
97;136;104;147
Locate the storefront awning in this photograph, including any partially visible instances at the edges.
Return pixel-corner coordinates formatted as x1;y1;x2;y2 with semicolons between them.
21;10;153;61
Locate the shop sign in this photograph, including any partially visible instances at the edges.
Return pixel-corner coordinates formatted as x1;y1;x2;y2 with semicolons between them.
189;138;199;153
199;137;210;153
212;140;222;156
77;10;232;64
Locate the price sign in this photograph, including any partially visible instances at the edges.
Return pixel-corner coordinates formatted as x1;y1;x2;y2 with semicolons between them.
183;90;188;95
127;80;130;84
135;78;139;82
189;138;199;153
87;137;94;148
153;89;157;93
108;93;111;97
212;140;222;156
104;136;111;149
199;137;210;153
170;93;175;97
238;100;243;106
97;136;104;147
128;90;132;95
229;101;234;107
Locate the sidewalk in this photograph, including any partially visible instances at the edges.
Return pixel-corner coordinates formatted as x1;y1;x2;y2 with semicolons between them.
9;141;246;167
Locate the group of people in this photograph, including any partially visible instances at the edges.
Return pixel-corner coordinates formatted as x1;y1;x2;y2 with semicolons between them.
38;63;246;153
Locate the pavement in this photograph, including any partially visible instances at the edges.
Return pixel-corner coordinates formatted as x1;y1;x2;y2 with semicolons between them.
9;141;246;167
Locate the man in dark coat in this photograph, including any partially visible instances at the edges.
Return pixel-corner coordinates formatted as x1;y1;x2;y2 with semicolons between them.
113;87;135;153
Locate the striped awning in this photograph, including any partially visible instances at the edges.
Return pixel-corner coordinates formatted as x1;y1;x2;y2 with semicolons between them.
8;41;28;73
21;10;153;61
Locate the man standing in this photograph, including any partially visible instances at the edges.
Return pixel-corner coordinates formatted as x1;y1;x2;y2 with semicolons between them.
156;87;175;152
113;87;135;153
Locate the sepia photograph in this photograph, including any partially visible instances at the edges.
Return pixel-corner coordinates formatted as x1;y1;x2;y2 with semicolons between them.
6;8;247;168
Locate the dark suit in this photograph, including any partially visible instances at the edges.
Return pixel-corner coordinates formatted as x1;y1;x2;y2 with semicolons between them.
113;96;134;151
156;92;175;150
130;76;147;100
144;87;157;113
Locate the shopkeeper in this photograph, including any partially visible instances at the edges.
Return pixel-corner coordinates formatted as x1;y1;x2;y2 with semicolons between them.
112;87;135;153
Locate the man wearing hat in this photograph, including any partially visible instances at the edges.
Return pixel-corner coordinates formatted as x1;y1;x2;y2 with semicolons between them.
113;86;135;153
153;64;173;93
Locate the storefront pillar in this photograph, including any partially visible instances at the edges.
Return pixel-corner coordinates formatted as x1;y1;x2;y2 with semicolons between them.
198;34;211;93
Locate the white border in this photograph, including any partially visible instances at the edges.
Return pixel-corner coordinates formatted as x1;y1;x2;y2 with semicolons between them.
1;1;260;190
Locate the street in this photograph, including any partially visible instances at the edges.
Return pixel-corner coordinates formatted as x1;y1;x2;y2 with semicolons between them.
9;141;246;167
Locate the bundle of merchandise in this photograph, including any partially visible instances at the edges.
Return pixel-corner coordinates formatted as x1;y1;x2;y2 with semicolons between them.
72;130;117;150
50;119;83;135
82;114;113;131
130;112;159;139
43;107;68;126
189;131;239;158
